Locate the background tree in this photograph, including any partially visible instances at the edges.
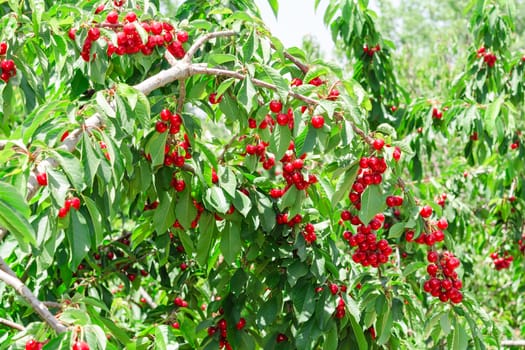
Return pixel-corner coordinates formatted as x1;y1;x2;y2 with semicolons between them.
0;0;523;349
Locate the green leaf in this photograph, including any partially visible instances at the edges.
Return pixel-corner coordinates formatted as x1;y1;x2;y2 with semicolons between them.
279;185;300;211
82;196;104;246
145;131;168;167
208;53;237;65
196;212;215;266
267;0;279;18
153;192;176;234
220;221;241;264
175;188;197;230
205;186;230;214
238;77;256;112
358;185;386;225
51;149;85;190
324;323;338;350
271;124;292;164
232;190;252;217
0;200;35;251
349;314;368;350
441;312;452;336
0;181;30;218
67;210;91;270
377;306;393;345
331;164;359;206
452;319;468;350
218;166;237;198
260;64;289;101
388;222;405;238
81;133;101;188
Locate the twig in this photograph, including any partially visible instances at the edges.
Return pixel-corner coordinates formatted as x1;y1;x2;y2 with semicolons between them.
139;287;158;308
184;30;236;61
0;317;25;331
0;266;67;333
43;301;62;309
176;79;186;114
164;50;177;66
270;43;309;74
218;134;238;163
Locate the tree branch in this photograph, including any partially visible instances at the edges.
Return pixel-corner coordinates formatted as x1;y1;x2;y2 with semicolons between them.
0;317;25;331
270;43;309;74
0;265;67;333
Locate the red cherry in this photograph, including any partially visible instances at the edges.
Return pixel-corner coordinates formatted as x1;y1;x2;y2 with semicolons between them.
156;121;168;133
25;340;43;350
276;333;288;343
427;251;438;263
58;207;69;218
311;115;324;129
0;42;7;55
125;12;137;22
87;27;100;41
68;28;77;40
372;139;385;151
171;322;180;329
72;341;90;350
419;205;433;218
209;93;222;104
94;4;105;14
70;197;81;210
177;31;189;43
180;262;188;270
106;11;119;24
437;218;448;230
36;172;48;186
269;100;282;113
291;78;303;86
236;317;246;330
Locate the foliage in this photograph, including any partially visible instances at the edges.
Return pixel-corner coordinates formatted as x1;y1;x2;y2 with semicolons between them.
0;0;523;349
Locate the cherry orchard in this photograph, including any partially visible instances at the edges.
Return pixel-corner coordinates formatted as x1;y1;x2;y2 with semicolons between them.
0;0;521;349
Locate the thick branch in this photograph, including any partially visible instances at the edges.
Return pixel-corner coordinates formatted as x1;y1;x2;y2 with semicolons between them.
0;267;67;333
0;317;25;331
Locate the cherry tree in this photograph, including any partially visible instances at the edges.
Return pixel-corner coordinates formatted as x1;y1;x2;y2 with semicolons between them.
0;0;523;349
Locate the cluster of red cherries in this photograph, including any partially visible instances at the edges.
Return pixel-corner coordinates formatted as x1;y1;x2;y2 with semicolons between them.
0;42;16;83
245;140;275;170
476;46;497;67
207;316;246;350
340;140;400;267
404;208;448;246
58;196;81;218
490;251;513;270
69;6;188;62
150;108;192;167
26;340;90;350
423;251;463;304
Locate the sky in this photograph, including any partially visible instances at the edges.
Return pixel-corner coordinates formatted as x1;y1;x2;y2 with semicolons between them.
253;0;381;57
253;0;335;56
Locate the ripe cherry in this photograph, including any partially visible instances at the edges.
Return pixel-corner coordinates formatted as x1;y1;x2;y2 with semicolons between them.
68;28;77;40
156;121;168;133
171;322;180;329
125;12;137;22
276;333;288;343
71;197;81;210
87;27;100;41
269;100;282;113
72;341;90;350
209;93;222;104
372;139;385;151
437;217;448;230
25;340;43;350
236;317;246;330
177;31;189;43
58;207;69;218
419;205;433;218
0;42;7;55
106;11;119;24
311;115;324;129
36;172;48;186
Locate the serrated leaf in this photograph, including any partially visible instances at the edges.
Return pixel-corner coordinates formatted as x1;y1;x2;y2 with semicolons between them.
358;185;386;225
218;166;237;198
331;164;358;206
67;210;91;270
175;187;197;230
220;222;241;264
388;222;405;238
232;190;252;217
260;64;289;100
197;213;215;266
205;186;230;214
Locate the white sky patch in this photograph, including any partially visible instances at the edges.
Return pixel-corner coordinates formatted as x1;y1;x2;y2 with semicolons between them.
254;0;335;56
